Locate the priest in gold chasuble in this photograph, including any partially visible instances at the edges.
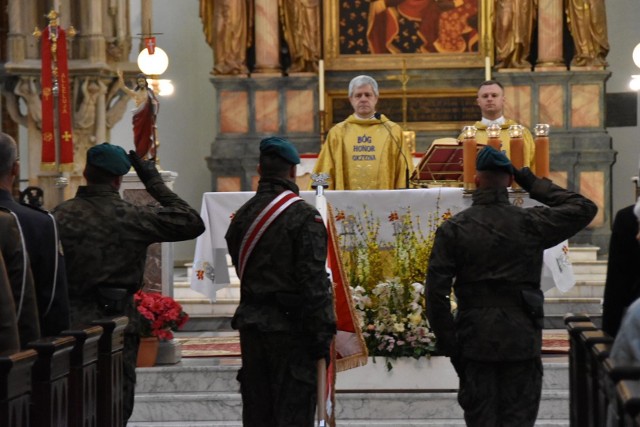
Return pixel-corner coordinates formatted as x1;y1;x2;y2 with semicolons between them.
313;75;412;190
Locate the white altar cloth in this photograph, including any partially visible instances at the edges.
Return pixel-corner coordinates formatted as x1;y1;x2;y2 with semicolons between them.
191;188;573;301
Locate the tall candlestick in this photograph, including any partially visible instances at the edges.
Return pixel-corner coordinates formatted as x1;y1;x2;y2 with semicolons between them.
461;126;477;191
318;59;325;111
485;56;491;81
534;124;550;178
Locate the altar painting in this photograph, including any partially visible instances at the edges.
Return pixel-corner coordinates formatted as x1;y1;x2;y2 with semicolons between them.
325;0;491;70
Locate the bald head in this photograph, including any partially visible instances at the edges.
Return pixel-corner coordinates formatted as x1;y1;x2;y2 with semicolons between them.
0;133;17;175
0;133;18;184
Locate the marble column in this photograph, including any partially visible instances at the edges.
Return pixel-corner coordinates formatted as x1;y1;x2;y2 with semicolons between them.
79;1;106;63
536;0;565;70
253;0;281;74
7;0;25;63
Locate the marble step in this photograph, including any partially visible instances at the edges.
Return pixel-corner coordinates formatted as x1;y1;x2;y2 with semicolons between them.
567;246;600;262
543;297;601;315
130;389;568;423
129;421;568;427
135;359;569;394
570;260;607;282
545;280;604;298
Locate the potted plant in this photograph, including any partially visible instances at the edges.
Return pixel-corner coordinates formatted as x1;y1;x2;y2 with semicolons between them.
134;290;189;367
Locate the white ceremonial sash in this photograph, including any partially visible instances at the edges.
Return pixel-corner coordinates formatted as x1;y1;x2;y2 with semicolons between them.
237;190;303;280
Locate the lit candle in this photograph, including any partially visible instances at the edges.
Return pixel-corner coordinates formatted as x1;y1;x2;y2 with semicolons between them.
486;123;501;151
534;124;550;178
461;126;477;191
318;59;325;111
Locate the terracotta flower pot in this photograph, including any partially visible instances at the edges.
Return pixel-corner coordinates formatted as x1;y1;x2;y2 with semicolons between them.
137;336;160;367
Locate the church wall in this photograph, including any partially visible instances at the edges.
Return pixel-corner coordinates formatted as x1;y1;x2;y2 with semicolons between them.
604;0;640;223
109;0;214;264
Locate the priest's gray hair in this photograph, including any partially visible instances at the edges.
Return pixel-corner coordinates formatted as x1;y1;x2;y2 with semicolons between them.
349;75;379;97
0;133;17;176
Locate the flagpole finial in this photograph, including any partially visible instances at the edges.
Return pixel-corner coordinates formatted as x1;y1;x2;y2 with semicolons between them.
47;10;59;23
67;26;77;40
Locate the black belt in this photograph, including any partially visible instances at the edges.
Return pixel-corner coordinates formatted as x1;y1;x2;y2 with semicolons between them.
456;293;524;310
96;287;131;314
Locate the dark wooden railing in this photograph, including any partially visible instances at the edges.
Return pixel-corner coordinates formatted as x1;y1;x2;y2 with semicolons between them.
0;349;37;427
92;316;128;427
28;336;76;427
63;325;103;427
565;313;640;427
0;315;128;427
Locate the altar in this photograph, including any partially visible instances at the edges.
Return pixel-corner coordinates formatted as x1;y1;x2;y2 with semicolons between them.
190;188;573;301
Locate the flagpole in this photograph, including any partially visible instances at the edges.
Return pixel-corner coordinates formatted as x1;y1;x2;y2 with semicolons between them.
35;10;76;206
312;172;330;427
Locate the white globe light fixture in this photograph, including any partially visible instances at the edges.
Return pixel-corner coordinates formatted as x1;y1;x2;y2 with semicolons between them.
137;46;169;77
633;43;640;69
630;75;640;91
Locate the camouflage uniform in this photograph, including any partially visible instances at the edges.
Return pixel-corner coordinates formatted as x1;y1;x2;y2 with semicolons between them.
0;208;40;349
225;177;336;427
52;175;205;424
0;189;70;337
426;178;597;427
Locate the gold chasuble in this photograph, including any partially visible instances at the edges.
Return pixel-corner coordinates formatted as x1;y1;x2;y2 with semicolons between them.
458;119;536;171
313;114;411;190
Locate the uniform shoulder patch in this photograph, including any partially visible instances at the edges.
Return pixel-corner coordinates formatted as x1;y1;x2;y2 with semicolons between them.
314;214;323;223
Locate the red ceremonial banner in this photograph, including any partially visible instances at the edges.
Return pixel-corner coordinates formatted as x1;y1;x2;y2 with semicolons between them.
327;204;368;371
40;26;55;170
40;25;74;171
56;27;74;170
319;205;368;427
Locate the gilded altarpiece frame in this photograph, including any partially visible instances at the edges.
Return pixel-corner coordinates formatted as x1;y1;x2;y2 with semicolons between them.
323;0;492;70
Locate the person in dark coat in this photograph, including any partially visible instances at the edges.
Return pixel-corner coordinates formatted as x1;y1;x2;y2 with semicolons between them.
0;132;70;337
0;222;23;353
602;199;640;337
426;146;597;427
225;136;336;427
0;208;40;348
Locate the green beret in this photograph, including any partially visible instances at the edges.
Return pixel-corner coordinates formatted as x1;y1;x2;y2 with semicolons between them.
260;136;300;165
476;146;513;174
86;143;131;175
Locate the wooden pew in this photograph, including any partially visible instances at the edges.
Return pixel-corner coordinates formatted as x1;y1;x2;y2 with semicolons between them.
92;316;128;427
28;336;76;427
603;359;640;427
616;379;640;426
0;349;37;427
592;341;614;427
63;325;103;427
565;314;598;427
579;330;614;426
